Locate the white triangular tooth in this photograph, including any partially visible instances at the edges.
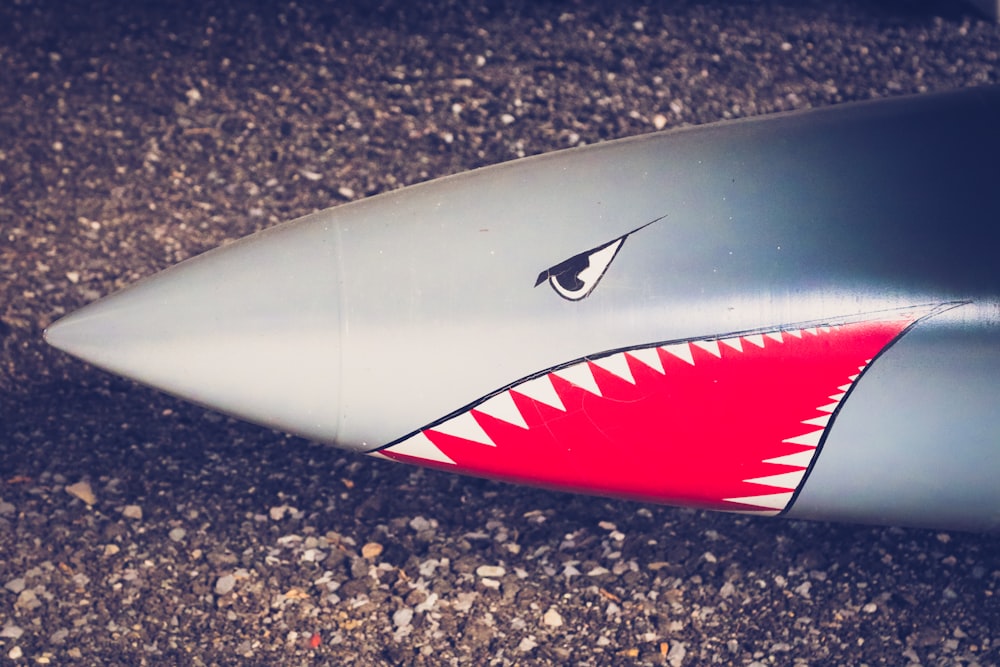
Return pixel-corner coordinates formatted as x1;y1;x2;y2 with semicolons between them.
744;470;806;490
820;325;832;333
763;450;817;467
828;393;846;401
554;363;603;395
429;412;495;446
781;429;825;446
801;414;830;427
721;337;743;352
858;364;867;371
662;342;695;365
693;339;722;357
837;384;852;392
817;403;840;413
626;347;664;374
848;373;859;381
765;331;784;343
386;432;455;465
803;327;818;336
513;375;566;411
743;333;765;348
590;353;635;384
864;358;873;364
475;391;529;429
722;492;794;511
784;329;803;338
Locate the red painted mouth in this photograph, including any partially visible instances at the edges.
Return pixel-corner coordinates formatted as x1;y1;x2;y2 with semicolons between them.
373;306;938;514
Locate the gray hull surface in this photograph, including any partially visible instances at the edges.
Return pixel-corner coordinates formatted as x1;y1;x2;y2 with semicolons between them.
47;87;1000;530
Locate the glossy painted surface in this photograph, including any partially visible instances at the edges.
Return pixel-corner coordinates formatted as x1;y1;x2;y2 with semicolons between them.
46;87;1000;529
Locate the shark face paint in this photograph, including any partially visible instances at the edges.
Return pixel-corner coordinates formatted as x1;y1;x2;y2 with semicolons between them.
45;87;1000;529
374;304;945;514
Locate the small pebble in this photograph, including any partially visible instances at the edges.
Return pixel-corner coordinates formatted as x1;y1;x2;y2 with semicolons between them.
215;574;236;596
5;577;26;594
350;558;369;579
518;637;538;652
392;608;413;629
16;589;40;610
66;481;96;505
667;642;687;667
269;506;287;521
301;548;325;563
409;516;433;532
542;607;563;628
361;542;383;560
122;505;142;520
476;565;506;578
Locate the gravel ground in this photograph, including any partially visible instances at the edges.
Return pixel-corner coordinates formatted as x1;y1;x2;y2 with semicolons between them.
2;0;999;664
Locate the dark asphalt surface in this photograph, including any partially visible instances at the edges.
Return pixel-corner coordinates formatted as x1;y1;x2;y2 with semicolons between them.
2;0;999;664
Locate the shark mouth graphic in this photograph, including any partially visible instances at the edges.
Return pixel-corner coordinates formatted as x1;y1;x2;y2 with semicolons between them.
371;305;944;515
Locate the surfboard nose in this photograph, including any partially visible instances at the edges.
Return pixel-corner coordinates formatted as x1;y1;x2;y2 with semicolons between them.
45;215;346;445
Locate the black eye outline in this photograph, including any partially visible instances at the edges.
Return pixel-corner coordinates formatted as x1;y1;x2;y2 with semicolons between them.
535;214;666;301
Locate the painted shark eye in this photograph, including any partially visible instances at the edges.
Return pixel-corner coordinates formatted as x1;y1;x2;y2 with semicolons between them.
535;215;666;301
535;236;626;301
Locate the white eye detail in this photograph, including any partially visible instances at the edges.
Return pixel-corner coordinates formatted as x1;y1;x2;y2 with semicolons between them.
534;215;666;301
535;236;626;301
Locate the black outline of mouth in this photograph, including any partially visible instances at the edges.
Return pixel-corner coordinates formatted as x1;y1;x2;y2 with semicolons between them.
373;303;957;514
